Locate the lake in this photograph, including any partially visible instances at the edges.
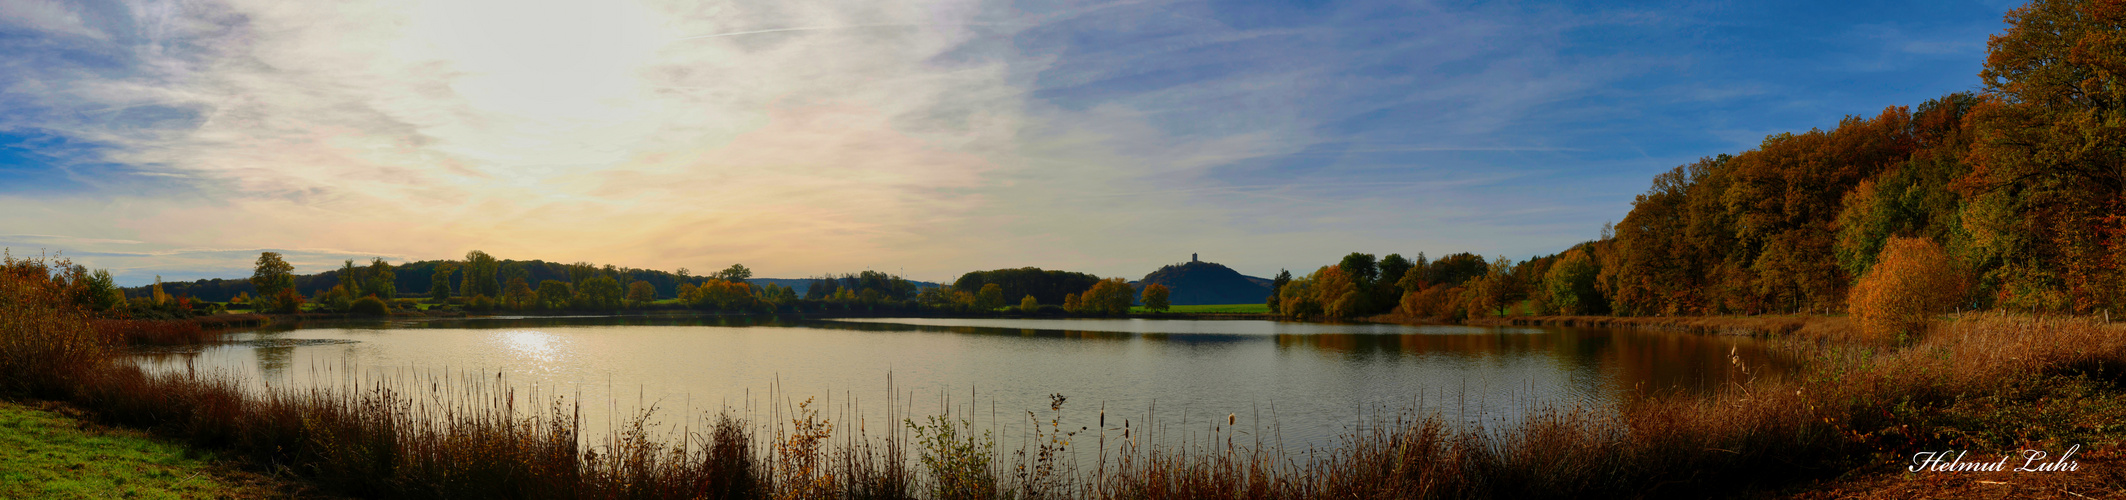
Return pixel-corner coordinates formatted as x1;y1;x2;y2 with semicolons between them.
133;316;1794;450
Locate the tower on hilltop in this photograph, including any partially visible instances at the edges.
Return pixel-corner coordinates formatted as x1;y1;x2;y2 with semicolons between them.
1192;253;1198;263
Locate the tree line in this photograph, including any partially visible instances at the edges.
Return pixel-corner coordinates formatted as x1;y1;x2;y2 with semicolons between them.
1276;0;2126;324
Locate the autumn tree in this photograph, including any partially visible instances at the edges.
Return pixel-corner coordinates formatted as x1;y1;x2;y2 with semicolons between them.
683;279;757;311
1468;256;1527;317
1272;266;1360;320
1141;284;1171;312
626;280;656;306
1961;0;2126;313
503;278;535;310
1316;266;1364;320
1020;294;1039;311
269;288;305;314
1080;278;1135;315
1849;237;1966;341
499;262;530;295
975;283;1005;311
250;252;294;299
1542;248;1604;316
150;275;168;307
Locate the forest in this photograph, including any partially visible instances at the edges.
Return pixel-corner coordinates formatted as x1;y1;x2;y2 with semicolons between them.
1272;0;2126;326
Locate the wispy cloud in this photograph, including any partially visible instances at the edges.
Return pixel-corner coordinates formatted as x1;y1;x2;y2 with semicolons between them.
0;0;2010;283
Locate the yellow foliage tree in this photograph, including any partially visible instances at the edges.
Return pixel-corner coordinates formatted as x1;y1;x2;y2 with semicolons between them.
1141;284;1170;312
1848;237;1965;341
975;283;1005;311
1298;266;1360;320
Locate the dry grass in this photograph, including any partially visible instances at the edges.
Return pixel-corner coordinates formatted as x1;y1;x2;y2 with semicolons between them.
1470;314;1861;341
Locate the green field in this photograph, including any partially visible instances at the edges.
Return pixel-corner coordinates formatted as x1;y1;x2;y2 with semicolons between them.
1134;303;1270;314
0;400;284;499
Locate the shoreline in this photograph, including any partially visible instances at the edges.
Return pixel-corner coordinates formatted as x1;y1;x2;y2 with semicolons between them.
49;310;2126;498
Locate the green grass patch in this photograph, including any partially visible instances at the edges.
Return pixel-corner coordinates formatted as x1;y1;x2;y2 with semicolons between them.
1132;303;1270;314
0;400;273;499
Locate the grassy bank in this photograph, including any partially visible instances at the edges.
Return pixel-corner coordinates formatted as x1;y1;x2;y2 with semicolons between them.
0;399;318;499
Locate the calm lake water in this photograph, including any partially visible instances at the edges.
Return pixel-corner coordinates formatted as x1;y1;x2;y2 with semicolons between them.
134;316;1793;449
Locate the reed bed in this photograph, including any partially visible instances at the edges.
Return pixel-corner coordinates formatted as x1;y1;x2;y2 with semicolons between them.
92;318;215;346
8;255;2126;498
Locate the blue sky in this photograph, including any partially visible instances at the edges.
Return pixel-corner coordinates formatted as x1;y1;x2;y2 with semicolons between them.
0;0;2022;285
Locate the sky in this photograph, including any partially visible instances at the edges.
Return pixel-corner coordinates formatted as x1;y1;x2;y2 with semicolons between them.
0;0;2025;286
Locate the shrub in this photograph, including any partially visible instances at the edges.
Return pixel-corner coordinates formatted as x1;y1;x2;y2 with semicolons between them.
909;416;995;500
268;288;304;314
1848;237;1964;342
0;255;110;397
350;296;391;316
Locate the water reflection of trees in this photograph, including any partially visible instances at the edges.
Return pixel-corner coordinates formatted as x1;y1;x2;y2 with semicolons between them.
810;320;1137;340
1274;328;1795;395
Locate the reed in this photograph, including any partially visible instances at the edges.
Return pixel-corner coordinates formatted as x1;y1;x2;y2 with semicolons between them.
92;319;213;346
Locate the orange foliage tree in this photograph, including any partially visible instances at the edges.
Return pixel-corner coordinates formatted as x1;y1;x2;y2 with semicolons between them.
1079;278;1135;315
625;280;656;306
1849;237;1966;341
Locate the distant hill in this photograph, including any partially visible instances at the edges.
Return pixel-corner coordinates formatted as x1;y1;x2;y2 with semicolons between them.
122;264;938;303
1135;259;1272;306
